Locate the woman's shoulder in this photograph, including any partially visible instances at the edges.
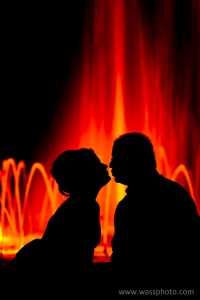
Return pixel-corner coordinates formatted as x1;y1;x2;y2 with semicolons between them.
80;199;100;210
60;197;100;210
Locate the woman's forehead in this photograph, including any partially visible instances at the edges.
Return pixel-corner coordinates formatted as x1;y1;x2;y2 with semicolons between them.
88;151;100;161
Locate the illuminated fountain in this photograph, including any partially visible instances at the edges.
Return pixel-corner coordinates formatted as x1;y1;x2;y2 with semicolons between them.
0;0;200;261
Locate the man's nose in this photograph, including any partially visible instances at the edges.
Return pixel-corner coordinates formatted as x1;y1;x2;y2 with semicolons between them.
109;160;113;168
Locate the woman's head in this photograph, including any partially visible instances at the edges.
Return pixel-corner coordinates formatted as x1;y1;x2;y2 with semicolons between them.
50;148;111;197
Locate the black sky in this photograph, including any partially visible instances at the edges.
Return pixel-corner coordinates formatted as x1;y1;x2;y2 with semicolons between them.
1;1;87;164
1;0;199;166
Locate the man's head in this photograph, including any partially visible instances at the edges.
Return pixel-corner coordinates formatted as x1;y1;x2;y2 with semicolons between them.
109;132;157;185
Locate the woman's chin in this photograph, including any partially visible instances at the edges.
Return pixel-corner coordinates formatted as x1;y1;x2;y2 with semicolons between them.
104;175;111;185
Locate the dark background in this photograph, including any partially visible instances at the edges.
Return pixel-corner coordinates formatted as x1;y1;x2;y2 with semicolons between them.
1;1;87;164
1;0;199;167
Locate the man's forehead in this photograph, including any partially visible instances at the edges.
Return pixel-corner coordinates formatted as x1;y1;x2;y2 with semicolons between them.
112;146;128;156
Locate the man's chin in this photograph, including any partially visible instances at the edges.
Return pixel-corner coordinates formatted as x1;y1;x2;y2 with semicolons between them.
113;176;128;185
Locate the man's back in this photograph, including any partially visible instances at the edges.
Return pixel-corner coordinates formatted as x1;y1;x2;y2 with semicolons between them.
110;172;200;287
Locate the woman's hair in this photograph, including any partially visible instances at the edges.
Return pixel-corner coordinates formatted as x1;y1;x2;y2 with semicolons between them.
50;148;95;197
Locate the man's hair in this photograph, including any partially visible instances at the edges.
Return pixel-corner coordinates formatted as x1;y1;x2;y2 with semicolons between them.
113;132;157;170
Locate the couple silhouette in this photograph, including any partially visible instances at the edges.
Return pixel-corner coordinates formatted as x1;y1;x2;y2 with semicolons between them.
2;132;200;297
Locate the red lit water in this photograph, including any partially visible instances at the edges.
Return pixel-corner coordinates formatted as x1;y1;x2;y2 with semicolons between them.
0;0;199;260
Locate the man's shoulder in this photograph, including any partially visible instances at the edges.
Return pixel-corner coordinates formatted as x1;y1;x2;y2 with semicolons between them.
158;174;190;195
158;174;198;213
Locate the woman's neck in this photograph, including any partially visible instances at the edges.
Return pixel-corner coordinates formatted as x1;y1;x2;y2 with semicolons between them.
70;190;99;201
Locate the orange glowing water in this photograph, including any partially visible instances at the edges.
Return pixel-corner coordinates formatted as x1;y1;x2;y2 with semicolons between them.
0;0;200;260
0;143;198;259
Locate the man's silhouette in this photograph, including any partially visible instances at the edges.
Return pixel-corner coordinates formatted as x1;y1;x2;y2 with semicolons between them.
109;132;200;290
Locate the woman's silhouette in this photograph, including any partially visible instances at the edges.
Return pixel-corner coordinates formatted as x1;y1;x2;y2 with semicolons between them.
4;148;111;294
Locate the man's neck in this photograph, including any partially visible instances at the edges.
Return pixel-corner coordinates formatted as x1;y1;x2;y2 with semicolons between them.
126;170;159;192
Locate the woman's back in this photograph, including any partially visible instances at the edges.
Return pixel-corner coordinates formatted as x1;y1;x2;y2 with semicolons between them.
41;196;101;268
